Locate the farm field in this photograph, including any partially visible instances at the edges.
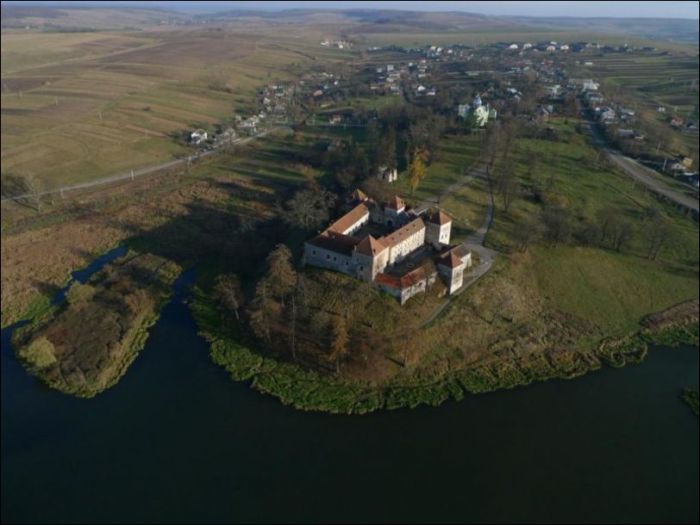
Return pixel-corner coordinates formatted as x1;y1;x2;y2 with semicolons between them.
580;52;699;114
0;28;347;190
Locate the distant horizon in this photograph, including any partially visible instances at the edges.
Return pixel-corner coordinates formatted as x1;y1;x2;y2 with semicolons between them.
5;1;699;19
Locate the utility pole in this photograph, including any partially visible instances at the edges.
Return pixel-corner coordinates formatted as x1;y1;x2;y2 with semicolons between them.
662;158;668;171
130;169;135;181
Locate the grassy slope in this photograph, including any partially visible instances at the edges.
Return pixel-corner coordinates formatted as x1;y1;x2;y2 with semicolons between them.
443;119;698;341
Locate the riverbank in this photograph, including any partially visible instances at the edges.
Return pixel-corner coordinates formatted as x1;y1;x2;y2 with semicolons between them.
192;288;699;414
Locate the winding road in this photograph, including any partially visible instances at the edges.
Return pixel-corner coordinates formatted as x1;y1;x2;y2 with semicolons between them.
585;118;698;215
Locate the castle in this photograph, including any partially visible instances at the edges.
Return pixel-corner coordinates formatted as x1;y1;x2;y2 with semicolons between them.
303;189;472;304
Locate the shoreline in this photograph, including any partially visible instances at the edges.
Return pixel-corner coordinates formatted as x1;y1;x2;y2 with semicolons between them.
191;290;699;414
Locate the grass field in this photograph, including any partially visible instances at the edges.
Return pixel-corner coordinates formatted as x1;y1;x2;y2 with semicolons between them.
435;118;698;349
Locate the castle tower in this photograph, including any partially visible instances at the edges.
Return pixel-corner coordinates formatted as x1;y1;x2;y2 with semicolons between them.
352;235;388;281
437;252;466;294
425;209;452;248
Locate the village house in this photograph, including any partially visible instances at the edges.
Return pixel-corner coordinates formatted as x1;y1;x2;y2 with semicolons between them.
189;129;208;145
303;190;471;304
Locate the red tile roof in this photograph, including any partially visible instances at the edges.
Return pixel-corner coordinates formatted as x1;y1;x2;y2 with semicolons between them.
307;231;360;256
386;195;405;210
354;235;387;256
327;202;370;234
350;189;368;202
438;251;464;269
426;208;452;225
376;260;436;290
380;217;425;247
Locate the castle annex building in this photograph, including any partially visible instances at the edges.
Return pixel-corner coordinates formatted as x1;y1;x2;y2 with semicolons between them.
303;190;472;304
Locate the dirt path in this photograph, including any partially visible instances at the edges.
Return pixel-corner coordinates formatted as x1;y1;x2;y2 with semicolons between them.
419;165;498;328
1;127;287;204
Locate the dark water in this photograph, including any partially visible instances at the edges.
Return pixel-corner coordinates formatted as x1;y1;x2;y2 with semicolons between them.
1;269;698;523
51;245;128;305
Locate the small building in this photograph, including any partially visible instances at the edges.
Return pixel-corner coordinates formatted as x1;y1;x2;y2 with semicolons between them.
582;79;599;91
535;106;550;123
189;129;208;145
377;165;398;183
670;116;684;128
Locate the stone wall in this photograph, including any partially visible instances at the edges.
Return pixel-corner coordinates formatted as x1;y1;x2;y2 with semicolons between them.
387;227;425;265
304;243;354;277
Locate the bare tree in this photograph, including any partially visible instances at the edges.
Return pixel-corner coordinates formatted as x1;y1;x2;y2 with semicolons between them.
540;205;572;246
329;315;349;373
495;160;519;213
281;189;336;231
644;211;671;260
213;274;243;322
515;215;544;252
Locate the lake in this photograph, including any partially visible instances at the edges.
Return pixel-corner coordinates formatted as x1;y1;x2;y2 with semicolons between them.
2;269;698;523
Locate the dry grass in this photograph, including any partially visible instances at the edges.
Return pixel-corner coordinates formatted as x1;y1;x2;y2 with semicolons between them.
1;28;346;189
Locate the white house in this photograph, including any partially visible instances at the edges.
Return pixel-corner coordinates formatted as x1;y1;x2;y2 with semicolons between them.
377;165;398;183
472;105;490;127
189;129;208;145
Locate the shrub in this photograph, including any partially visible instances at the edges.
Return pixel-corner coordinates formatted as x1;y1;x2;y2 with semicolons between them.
66;282;96;305
20;336;57;368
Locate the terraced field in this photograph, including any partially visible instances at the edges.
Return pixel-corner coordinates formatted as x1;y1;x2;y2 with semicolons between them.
584;52;699;114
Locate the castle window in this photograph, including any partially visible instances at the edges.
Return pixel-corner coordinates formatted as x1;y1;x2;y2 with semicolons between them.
312;250;317;255
326;254;330;260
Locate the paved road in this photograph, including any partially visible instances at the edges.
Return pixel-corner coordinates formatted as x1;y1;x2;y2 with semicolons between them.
419;166;498;327
586;119;698;215
1;127;287;204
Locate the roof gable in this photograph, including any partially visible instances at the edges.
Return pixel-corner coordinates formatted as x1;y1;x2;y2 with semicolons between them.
355;235;387;257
